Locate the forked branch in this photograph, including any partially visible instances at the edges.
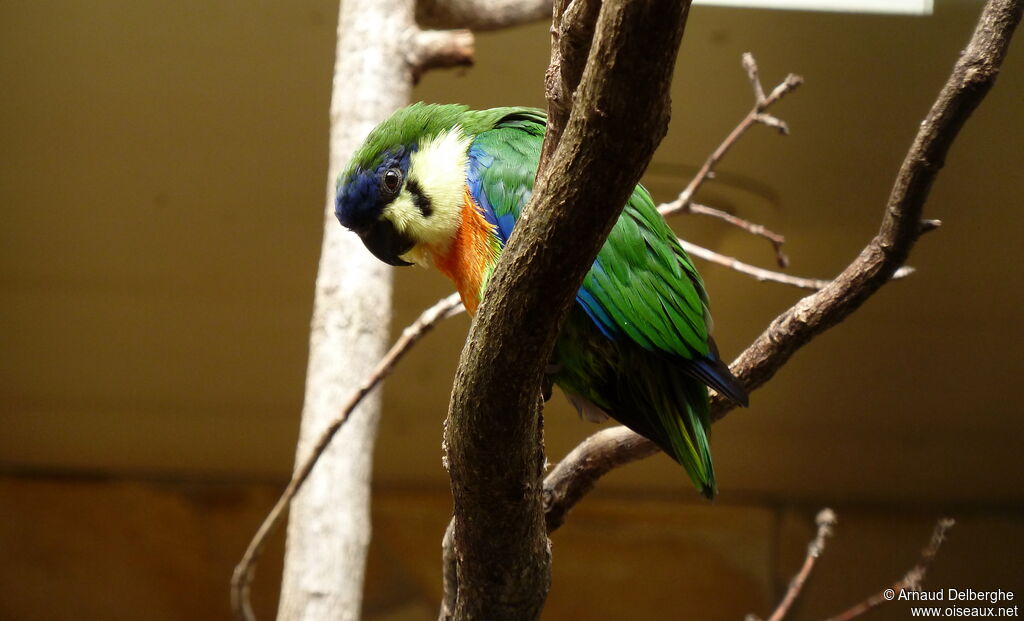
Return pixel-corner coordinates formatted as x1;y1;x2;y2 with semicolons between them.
238;49;820;618
659;54;803;268
543;0;1022;534
441;0;695;617
758;509;838;621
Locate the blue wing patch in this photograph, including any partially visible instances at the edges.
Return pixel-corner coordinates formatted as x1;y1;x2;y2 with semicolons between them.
468;137;620;340
467;143;518;242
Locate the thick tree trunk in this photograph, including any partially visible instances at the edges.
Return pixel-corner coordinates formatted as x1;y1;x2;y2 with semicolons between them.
443;1;691;619
277;1;414;619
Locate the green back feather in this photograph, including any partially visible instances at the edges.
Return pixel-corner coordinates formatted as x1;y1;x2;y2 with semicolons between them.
468;109;719;496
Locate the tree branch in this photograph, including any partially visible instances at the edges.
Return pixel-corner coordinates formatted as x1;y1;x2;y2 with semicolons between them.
761;509;837;621
826;518;956;621
442;1;692;619
540;0;602;172
231;294;463;620
406;27;475;84
438;520;458;621
542;0;1022;533
245;48;827;620
682;238;919;291
659;54;802;268
685;202;791;268
416;0;553;32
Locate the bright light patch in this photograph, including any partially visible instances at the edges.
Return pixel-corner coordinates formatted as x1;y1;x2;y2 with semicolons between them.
694;0;932;14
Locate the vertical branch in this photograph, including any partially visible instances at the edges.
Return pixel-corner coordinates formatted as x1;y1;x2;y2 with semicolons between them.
540;0;601;172
443;1;692;620
269;2;475;621
274;2;412;619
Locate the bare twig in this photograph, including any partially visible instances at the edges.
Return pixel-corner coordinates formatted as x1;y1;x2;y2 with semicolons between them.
416;0;554;32
543;426;660;532
659;54;802;268
761;509;838;621
542;0;1021;533
826;518;956;621
407;28;475;84
683;202;790;268
682;238;825;290
745;51;768;104
231;293;463;621
662;56;920;288
681;238;918;291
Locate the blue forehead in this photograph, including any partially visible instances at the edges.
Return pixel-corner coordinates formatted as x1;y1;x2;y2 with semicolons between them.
335;145;414;230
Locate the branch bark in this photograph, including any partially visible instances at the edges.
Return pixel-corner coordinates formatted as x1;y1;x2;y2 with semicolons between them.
407;27;475;83
232;296;462;621
679;239;918;292
826;518;956;621
659;54;802;268
543;0;1022;533
241;2;476;621
271;3;414;620
763;509;837;621
442;1;692;619
540;0;602;172
416;0;553;31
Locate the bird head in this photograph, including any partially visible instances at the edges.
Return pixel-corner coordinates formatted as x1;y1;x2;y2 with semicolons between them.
335;103;474;267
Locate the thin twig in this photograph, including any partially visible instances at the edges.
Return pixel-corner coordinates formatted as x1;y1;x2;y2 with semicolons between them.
681;236;825;290
231;293;464;621
662;198;793;269
690;202;790;268
763;509;838;621
659;53;802;268
826;518;956;621
681;238;918;291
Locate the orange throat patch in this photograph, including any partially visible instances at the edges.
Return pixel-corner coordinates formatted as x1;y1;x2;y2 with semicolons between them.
427;187;499;315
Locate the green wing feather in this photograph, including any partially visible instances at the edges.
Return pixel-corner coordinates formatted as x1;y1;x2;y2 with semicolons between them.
468;108;735;497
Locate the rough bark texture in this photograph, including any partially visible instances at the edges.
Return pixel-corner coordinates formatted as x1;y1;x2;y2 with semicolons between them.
442;2;692;620
542;0;1023;534
540;0;601;172
276;1;412;619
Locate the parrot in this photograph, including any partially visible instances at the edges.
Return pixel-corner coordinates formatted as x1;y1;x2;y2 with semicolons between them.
334;103;748;498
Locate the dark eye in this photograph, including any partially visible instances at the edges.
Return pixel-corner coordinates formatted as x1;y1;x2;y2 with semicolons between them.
381;167;403;196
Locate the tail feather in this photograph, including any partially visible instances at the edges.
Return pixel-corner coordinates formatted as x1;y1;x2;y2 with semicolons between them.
687;338;748;407
668;374;716;499
620;355;717;499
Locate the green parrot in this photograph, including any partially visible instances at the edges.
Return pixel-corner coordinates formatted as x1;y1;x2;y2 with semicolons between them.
335;103;747;498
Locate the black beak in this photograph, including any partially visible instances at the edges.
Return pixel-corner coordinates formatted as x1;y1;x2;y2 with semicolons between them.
359;218;415;267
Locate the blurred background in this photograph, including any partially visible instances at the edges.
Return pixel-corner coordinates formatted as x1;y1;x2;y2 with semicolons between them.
2;1;1022;619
